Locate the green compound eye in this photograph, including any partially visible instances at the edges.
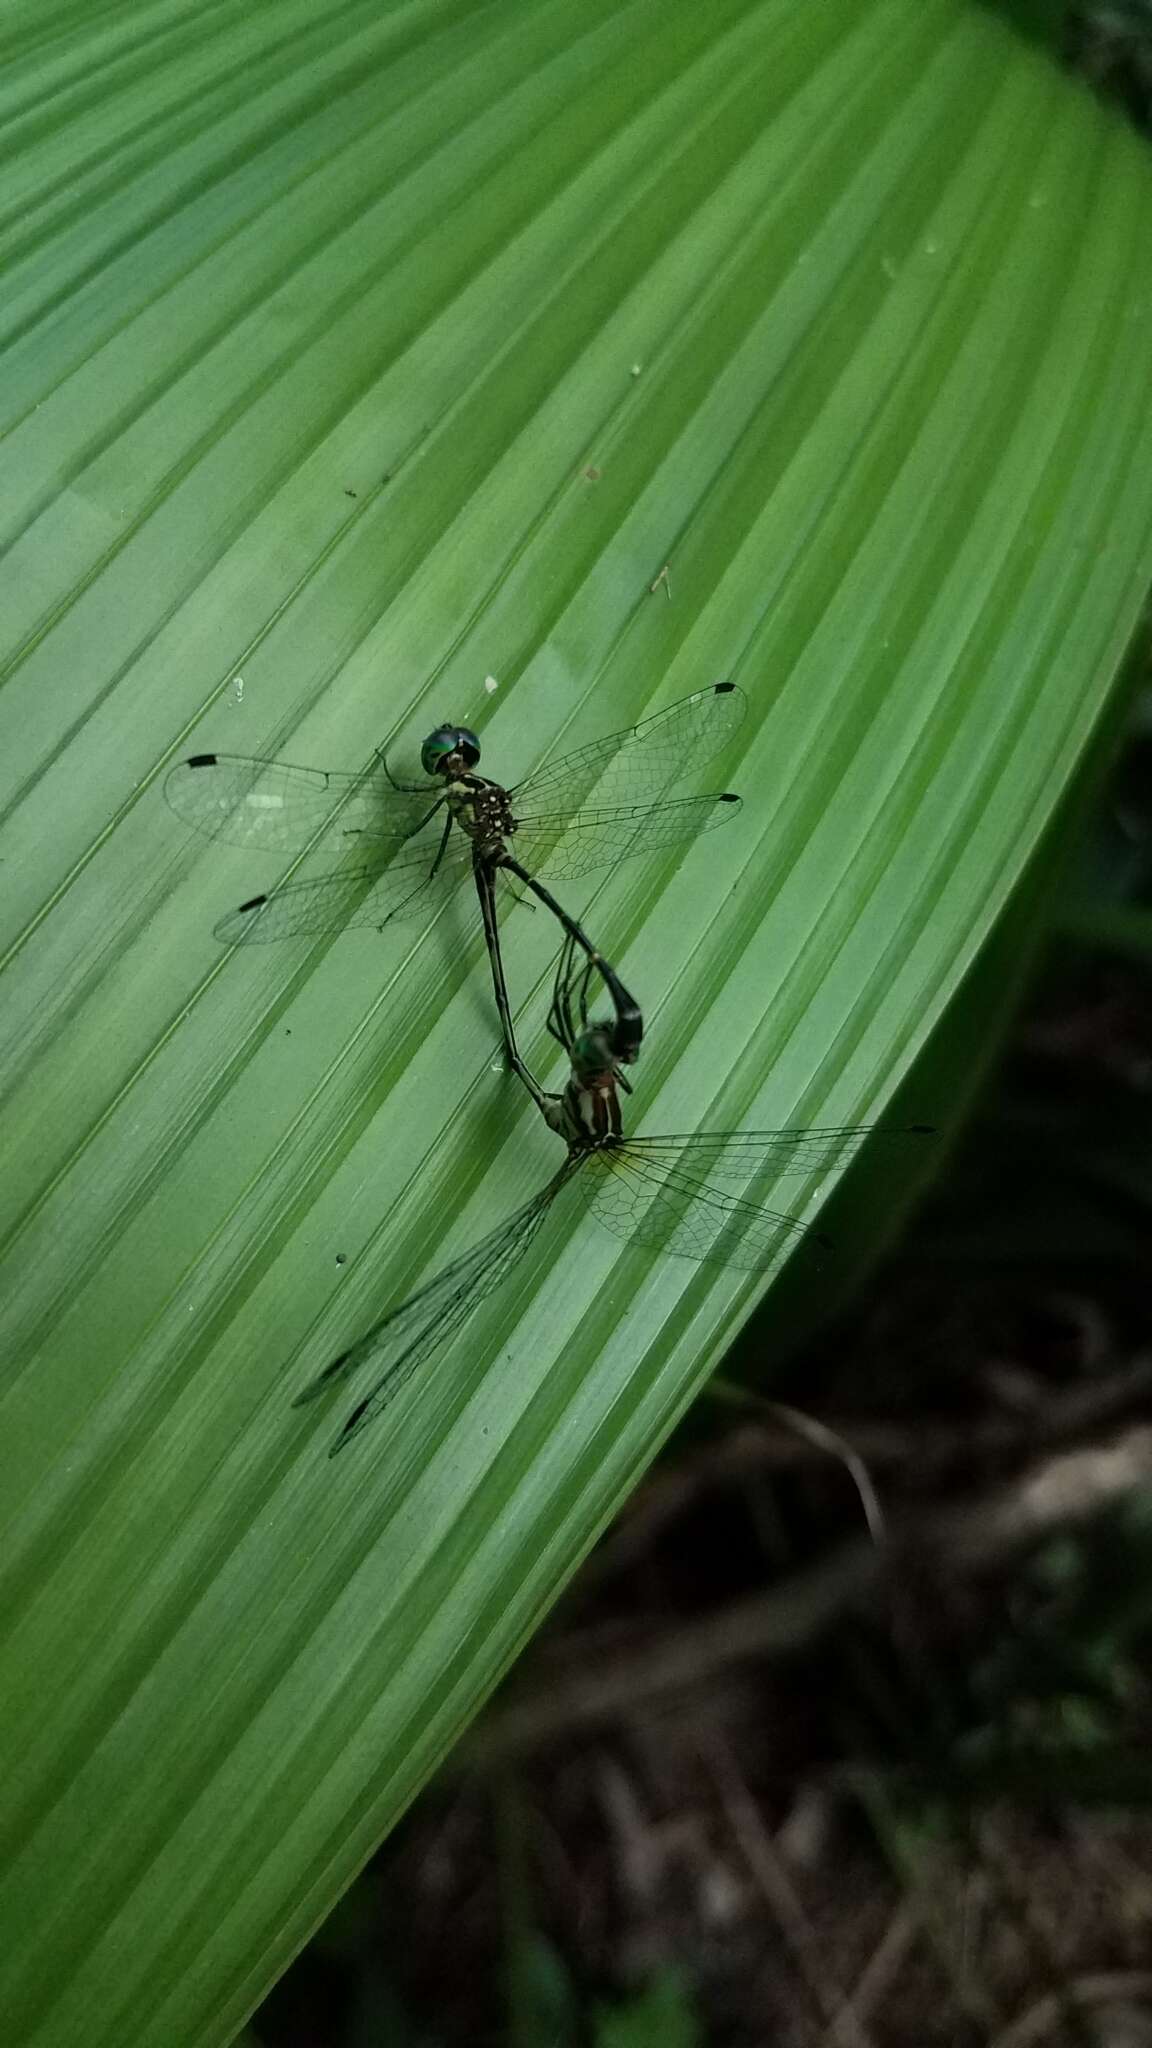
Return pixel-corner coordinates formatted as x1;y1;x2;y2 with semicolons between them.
420;725;481;775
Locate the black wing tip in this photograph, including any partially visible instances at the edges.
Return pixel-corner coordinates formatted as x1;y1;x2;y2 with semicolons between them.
185;753;218;768
718;792;740;804
910;1123;936;1136
236;893;268;914
714;680;736;696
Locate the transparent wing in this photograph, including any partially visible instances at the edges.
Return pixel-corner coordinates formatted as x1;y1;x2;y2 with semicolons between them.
293;1166;576;1454
165;753;434;851
580;1145;821;1272
212;841;476;943
513;792;741;882
618;1125;934;1177
511;682;745;812
577;1124;933;1270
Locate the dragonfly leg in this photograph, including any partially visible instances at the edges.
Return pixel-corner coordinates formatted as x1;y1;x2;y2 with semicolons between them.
546;933;579;1050
374;747;431;796
343;790;445;843
427;810;454;878
573;949;595;1031
500;856;644;1064
547;933;633;1096
473;860;547;1109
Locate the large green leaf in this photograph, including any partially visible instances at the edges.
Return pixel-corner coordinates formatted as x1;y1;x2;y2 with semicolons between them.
3;2;1152;2043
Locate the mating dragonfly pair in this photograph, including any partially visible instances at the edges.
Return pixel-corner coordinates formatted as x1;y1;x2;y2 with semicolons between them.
167;684;929;1454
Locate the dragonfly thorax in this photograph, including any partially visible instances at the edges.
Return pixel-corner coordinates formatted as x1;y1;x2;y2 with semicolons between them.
445;775;518;854
544;1061;624;1148
421;724;481;776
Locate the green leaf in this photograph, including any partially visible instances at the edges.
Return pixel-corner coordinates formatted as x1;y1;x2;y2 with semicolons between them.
3;3;1152;2046
594;1972;702;2048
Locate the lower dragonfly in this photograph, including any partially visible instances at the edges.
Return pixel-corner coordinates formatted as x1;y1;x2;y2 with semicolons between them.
166;682;742;1106
295;934;933;1455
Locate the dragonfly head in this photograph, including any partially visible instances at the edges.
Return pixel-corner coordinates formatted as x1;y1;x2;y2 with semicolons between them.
571;1022;636;1087
421;724;481;776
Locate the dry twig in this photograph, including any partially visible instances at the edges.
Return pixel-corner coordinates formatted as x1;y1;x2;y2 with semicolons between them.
706;1734;878;2048
465;1425;1152;1765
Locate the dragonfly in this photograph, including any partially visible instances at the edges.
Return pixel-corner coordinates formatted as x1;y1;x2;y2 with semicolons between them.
294;934;934;1455
165;682;742;1106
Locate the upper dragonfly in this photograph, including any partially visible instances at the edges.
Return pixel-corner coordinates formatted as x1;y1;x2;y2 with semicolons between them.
294;934;933;1455
165;682;742;1105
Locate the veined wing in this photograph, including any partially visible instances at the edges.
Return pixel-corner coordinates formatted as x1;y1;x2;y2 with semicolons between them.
580;1144;822;1271
618;1125;935;1178
514;792;741;882
511;682;745;813
213;840;476;943
293;1164;577;1455
165;753;434;851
